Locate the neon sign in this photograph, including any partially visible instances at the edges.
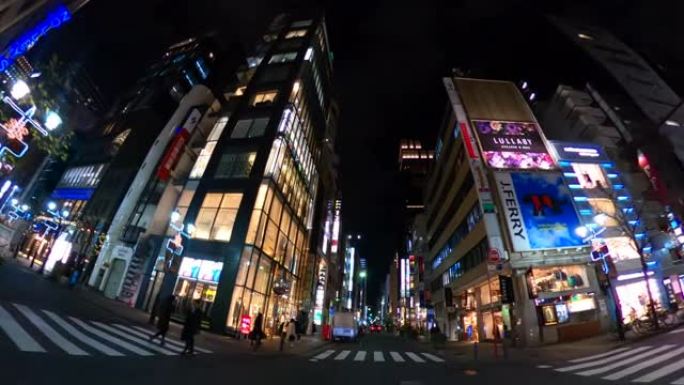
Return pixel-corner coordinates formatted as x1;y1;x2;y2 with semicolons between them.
0;5;72;72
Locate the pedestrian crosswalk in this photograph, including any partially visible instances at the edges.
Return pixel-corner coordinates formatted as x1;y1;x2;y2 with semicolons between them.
0;302;212;357
309;349;445;364
540;345;684;383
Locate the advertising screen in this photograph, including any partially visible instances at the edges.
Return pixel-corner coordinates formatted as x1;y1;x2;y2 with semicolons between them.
571;163;609;189
178;258;202;279
472;120;555;170
198;260;223;283
550;141;610;163
495;172;585;251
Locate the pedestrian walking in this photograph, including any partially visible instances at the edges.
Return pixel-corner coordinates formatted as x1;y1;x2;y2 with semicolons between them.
181;301;202;355
250;312;264;351
150;295;175;345
285;318;297;348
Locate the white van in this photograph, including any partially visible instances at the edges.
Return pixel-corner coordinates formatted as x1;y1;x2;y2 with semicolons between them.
332;312;358;342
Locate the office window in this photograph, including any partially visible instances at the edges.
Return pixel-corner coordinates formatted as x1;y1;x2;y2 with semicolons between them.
285;29;307;39
251;90;278;106
194;192;243;241
232;118;269;138
215;151;257;179
268;52;298;64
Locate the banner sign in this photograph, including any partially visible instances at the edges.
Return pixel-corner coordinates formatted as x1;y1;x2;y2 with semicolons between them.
495;172;584;251
549;141;610;163
472;120;555;170
499;275;515;304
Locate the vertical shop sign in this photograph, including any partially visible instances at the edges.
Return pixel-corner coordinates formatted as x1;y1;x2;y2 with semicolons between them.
499;275;515;304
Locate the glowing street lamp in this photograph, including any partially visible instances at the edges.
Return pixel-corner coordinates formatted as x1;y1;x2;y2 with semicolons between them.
47;201;57;211
10;80;30;100
44;111;62;131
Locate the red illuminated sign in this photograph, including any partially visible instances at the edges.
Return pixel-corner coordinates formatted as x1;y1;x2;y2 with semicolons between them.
157;130;189;181
240;314;252;335
460;122;479;159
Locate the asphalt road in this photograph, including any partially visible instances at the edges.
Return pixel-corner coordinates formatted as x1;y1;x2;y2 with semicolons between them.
3;257;684;385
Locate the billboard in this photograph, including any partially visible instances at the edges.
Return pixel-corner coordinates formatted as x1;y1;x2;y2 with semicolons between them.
495;172;585;251
549;141;610;163
472;120;555;170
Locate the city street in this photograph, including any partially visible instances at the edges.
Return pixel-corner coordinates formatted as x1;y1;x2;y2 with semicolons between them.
5;256;684;385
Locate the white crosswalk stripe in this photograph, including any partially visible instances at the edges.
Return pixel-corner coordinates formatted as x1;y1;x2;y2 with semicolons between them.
13;304;88;355
42;310;123;356
90;322;178;355
0;304;45;352
405;352;426;363
567;347;631;363
110;324;183;353
422;353;445;363
573;345;674;376
602;345;684;380
313;349;336;360
540;344;684;383
554;346;652;372
69;317;154;356
128;325;212;353
0;302;214;357
309;350;443;364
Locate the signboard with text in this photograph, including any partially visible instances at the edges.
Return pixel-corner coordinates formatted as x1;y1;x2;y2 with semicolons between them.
549;141;610;163
472;120;555;170
494;171;585;252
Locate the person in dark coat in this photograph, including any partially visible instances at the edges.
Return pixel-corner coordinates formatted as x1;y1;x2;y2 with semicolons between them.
150;295;175;345
181;301;202;355
251;312;264;350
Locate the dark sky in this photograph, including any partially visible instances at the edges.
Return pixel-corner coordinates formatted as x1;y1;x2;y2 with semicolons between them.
35;0;684;306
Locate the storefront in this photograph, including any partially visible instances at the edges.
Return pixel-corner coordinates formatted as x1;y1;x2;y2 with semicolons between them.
172;257;223;319
614;271;663;322
525;264;603;343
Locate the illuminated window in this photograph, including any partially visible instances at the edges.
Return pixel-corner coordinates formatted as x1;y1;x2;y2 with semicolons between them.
268;52;298;64
251;90;278;106
232;118;269;138
189;117;229;179
215;151;257;179
285;29;307;39
194;192;243;241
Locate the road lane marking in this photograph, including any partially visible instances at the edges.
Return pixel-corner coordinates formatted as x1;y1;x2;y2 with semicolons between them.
13;304;87;355
405;352;426;363
354;351;366;361
633;352;684;383
69;317;153;356
390;351;405;362
422;353;445;363
537;365;552;369
602;345;684;380
567;347;631;363
554;346;651;372
574;345;674;376
373;351;385;362
668;328;684;335
42;310;122;356
0;304;45;352
111;324;183;352
334;350;351;360
313;349;335;360
91;321;177;355
128;325;211;353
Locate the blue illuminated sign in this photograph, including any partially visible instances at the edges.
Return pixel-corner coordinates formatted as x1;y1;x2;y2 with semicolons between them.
51;187;94;200
0;5;71;72
549;141;610;163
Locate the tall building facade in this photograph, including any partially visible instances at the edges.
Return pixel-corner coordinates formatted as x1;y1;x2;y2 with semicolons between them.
152;13;339;334
424;77;623;346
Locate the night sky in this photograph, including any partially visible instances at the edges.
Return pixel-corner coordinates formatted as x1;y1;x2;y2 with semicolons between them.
36;0;684;305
